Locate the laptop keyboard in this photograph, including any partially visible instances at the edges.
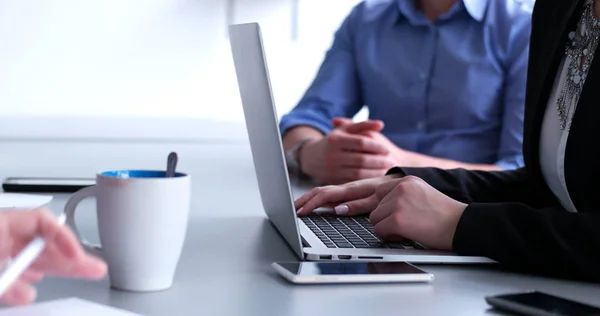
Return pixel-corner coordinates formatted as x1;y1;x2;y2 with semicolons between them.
301;214;424;249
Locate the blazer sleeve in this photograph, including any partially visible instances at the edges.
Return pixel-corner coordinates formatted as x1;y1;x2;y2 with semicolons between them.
453;203;600;282
387;166;600;281
386;167;557;208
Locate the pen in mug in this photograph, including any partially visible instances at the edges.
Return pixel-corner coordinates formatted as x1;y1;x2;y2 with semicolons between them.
0;212;67;297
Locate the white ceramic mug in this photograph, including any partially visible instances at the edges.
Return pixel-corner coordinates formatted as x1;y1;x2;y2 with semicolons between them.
64;169;191;292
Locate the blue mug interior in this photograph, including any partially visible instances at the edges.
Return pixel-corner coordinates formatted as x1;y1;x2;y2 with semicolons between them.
100;170;186;178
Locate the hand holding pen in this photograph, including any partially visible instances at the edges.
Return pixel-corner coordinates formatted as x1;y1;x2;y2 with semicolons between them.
0;209;107;306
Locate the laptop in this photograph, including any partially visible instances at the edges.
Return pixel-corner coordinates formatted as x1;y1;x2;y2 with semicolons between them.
228;22;494;264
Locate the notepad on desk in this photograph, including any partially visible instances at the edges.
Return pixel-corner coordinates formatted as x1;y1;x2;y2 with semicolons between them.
0;298;143;316
0;193;53;210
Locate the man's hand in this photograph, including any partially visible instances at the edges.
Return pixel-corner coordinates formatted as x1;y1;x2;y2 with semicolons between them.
368;176;467;251
0;209;107;306
333;117;503;171
332;117;418;167
300;120;396;184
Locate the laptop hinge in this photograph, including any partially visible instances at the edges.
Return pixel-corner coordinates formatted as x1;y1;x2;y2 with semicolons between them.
301;236;310;247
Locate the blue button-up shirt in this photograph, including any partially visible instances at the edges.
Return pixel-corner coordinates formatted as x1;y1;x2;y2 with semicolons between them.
279;0;532;169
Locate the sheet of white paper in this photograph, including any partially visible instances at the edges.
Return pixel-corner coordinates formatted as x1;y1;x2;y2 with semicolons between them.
0;298;143;316
0;193;53;210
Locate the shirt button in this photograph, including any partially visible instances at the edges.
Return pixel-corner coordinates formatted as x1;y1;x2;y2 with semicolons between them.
417;121;425;131
419;72;428;81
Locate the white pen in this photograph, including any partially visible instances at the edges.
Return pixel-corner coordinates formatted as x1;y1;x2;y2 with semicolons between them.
0;213;67;297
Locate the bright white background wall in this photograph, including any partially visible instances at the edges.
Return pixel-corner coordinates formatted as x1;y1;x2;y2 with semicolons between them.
0;0;367;141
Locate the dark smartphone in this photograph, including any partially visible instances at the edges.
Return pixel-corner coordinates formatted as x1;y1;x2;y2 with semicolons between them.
2;177;95;193
486;290;600;316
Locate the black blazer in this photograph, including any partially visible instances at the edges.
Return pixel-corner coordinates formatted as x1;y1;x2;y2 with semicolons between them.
389;0;600;282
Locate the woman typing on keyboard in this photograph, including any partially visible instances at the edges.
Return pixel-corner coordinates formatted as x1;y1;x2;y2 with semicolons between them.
296;0;600;283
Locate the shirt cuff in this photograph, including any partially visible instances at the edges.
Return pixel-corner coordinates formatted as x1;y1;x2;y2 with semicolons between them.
279;114;333;137
494;156;525;170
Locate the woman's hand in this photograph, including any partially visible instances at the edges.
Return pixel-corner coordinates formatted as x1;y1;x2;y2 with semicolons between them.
294;174;403;216
369;176;467;251
295;173;467;251
0;209;107;306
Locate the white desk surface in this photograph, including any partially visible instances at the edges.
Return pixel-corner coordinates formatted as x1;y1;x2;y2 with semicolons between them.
1;141;600;315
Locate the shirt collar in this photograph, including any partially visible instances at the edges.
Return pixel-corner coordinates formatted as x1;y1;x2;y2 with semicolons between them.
462;0;489;22
396;0;489;24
